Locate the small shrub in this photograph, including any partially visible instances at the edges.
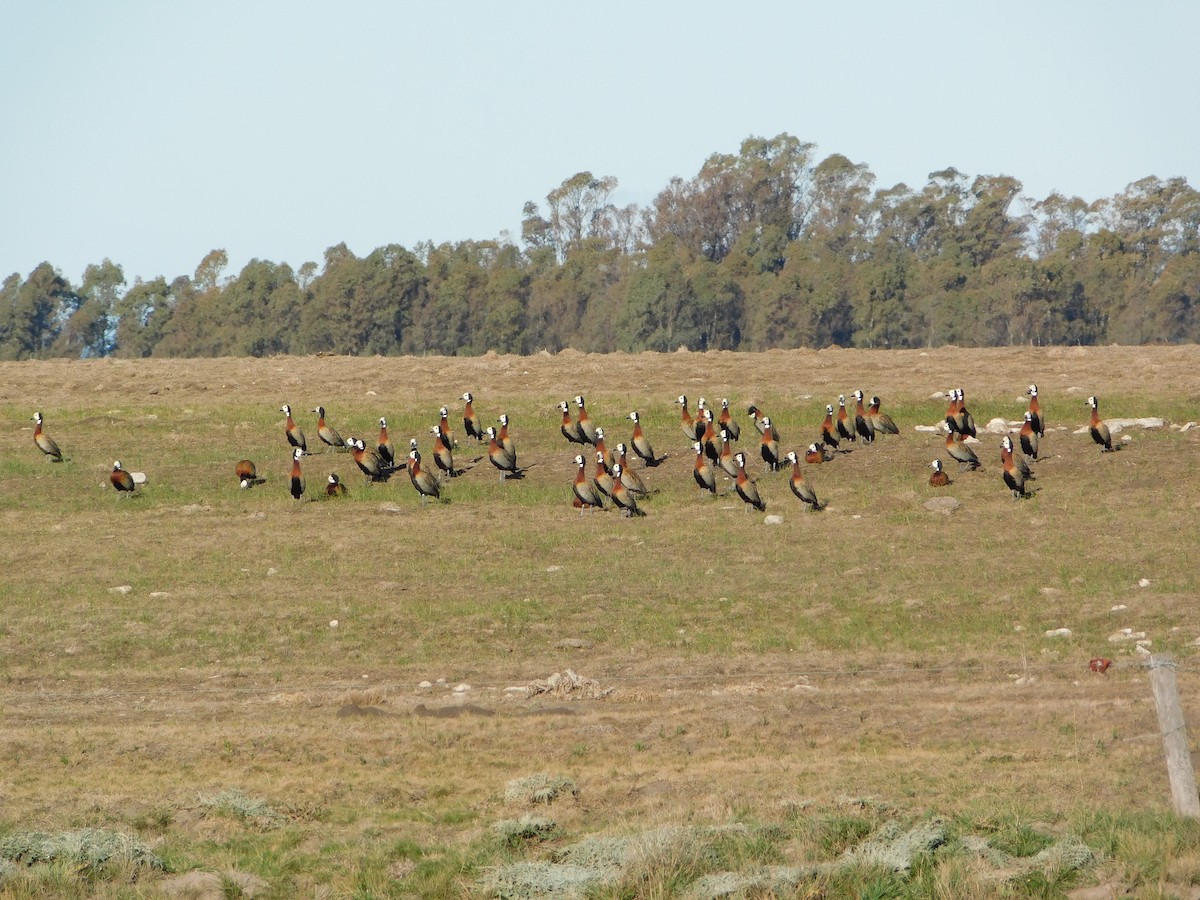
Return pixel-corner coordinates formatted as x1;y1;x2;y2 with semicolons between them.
199;788;285;828
503;774;579;806
494;816;557;847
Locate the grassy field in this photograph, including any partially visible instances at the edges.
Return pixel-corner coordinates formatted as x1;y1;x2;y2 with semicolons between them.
2;345;1200;898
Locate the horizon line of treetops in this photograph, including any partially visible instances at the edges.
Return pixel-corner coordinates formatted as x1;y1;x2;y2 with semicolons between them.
3;133;1199;362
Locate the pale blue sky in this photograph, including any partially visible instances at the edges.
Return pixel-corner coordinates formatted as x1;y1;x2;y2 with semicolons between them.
2;1;1197;286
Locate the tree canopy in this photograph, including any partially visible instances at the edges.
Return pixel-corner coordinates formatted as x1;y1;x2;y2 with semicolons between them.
4;133;1198;359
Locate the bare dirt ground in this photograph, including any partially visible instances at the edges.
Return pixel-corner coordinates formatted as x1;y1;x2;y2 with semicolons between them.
2;345;1200;895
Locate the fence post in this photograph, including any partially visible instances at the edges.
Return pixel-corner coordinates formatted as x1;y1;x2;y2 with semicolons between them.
1148;653;1200;818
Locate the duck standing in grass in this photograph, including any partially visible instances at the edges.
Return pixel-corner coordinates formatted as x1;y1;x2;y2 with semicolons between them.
32;412;63;462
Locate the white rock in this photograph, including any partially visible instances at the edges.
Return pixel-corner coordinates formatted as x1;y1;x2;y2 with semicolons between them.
1138;578;1151;588
453;683;471;693
1111;604;1128;611
1108;630;1146;642
1122;434;1132;443
1044;628;1072;638
984;417;1011;434
1181;421;1197;432
436;678;447;685
763;514;784;525
149;591;170;598
418;680;433;689
108;585;133;595
266;567;278;576
329;620;339;628
930;391;946;399
131;471;148;484
913;424;941;432
1136;644;1153;656
545;565;562;573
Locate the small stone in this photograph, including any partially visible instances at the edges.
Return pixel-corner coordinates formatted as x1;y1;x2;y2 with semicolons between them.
1138;578;1151;588
149;591;170;598
1121;434;1132;443
266;567;278;576
1111;604;1128;611
763;514;784;525
1040;587;1061;597
453;683;471;693
1108;630;1146;642
1044;628;1072;638
109;585;133;594
545;565;562;572
329;620;339;628
924;496;960;514
378;504;403;514
418;680;433;689
555;638;593;650
913;425;941;433
1181;421;1197;432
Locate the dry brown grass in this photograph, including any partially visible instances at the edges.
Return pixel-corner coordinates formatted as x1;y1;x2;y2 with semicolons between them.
2;345;1200;897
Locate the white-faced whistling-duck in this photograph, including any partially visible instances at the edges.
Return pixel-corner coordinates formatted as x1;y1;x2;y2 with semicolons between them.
1087;396;1114;451
561;401;587;445
940;391;960;436
759;417;781;471
806;442;834;464
408;449;442;504
429;425;460;477
701;410;720;464
946;431;981;470
718;399;741;442
747;404;768;438
928;459;951;487
462;392;485;442
349;438;390;482
281;404;306;452
326;473;347;497
1026;384;1044;437
1000;440;1030;499
32;412;63;462
615;443;649;498
236;459;265;488
594;426;613;472
573;454;604;512
609;464;645;517
377;417;396;468
1002;435;1033;482
486;425;524;480
786;451;824;511
868;396;900;435
954;389;977;438
592;449;615;497
820;405;840;450
677;395;699;442
734;451;767;512
852;390;875;443
574;395;599;445
718;429;740;478
437;406;454;450
693;442;717;496
628;411;664;466
288;448;305;499
313;406;346;450
497;413;515;459
111;460;137;494
1019;412;1040;460
836;395;856;442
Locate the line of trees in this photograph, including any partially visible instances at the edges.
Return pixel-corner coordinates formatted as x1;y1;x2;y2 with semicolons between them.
4;134;1199;360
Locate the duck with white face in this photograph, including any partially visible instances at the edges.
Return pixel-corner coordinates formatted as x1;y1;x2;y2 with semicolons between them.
733;452;766;512
280;404;306;452
1087;396;1113;451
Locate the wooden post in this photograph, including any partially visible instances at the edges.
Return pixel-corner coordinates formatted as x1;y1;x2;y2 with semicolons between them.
1148;653;1200;818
